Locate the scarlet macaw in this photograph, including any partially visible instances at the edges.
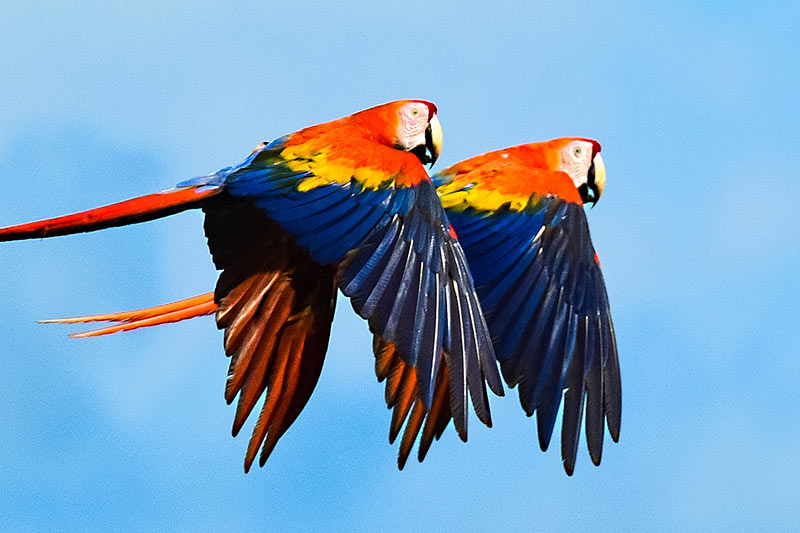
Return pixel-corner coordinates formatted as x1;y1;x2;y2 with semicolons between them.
433;138;620;474
41;137;621;475
0;100;504;472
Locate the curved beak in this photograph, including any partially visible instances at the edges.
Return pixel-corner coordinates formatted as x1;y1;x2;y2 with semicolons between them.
591;153;606;204
425;114;442;168
580;153;606;206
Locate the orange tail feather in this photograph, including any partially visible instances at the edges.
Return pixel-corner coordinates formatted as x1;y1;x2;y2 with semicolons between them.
41;292;218;338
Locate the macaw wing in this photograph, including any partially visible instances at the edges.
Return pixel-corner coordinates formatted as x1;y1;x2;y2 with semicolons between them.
186;136;502;437
203;195;338;472
437;163;620;475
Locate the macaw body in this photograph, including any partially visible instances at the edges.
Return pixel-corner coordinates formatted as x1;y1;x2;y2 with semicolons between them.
0;100;503;471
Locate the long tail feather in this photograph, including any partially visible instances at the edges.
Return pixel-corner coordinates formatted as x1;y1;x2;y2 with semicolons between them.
0;186;221;241
41;292;217;338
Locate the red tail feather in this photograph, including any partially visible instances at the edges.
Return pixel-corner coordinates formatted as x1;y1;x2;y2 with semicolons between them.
0;186;221;241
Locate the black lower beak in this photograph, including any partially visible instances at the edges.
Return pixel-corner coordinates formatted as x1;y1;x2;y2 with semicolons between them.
578;183;595;205
424;124;438;167
409;144;432;165
578;161;600;206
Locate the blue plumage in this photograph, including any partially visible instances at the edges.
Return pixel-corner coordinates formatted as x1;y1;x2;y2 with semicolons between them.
195;142;501;433
440;190;619;473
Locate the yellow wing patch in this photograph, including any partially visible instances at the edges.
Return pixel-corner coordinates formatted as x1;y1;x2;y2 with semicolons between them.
282;146;396;193
438;178;529;213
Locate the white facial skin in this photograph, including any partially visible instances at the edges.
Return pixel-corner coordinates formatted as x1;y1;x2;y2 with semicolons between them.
397;102;430;150
559;140;595;189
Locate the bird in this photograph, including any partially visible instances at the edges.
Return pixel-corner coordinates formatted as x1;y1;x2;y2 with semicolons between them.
37;136;622;475
429;138;620;475
0;100;504;472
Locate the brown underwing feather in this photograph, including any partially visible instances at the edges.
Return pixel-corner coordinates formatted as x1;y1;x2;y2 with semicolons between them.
222;271;280;353
389;369;418;444
374;337;463;466
374;338;396;381
216;272;261;328
203;195;337;470
418;363;451;462
244;339;290;471
227;280;291;410
384;357;407;407
231;284;292;435
398;402;426;470
259;317;307;466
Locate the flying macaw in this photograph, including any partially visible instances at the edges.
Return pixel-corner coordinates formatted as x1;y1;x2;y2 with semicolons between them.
0;100;504;472
38;137;621;475
432;138;620;475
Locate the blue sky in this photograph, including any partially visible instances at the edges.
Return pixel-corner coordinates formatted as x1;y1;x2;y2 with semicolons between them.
1;2;797;530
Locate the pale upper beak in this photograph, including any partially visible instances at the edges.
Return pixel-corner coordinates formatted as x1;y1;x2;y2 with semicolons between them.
591;152;606;203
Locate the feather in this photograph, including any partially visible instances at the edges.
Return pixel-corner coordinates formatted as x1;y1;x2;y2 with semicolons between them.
0;186;221;241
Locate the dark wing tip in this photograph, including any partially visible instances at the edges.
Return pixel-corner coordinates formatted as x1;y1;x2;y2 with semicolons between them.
590;451;603;467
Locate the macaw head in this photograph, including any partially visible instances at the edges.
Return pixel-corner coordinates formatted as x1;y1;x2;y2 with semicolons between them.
550;138;606;206
352;100;443;167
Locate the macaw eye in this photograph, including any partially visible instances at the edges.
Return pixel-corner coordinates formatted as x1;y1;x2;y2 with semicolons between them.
412;109;419;116
574;146;583;157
